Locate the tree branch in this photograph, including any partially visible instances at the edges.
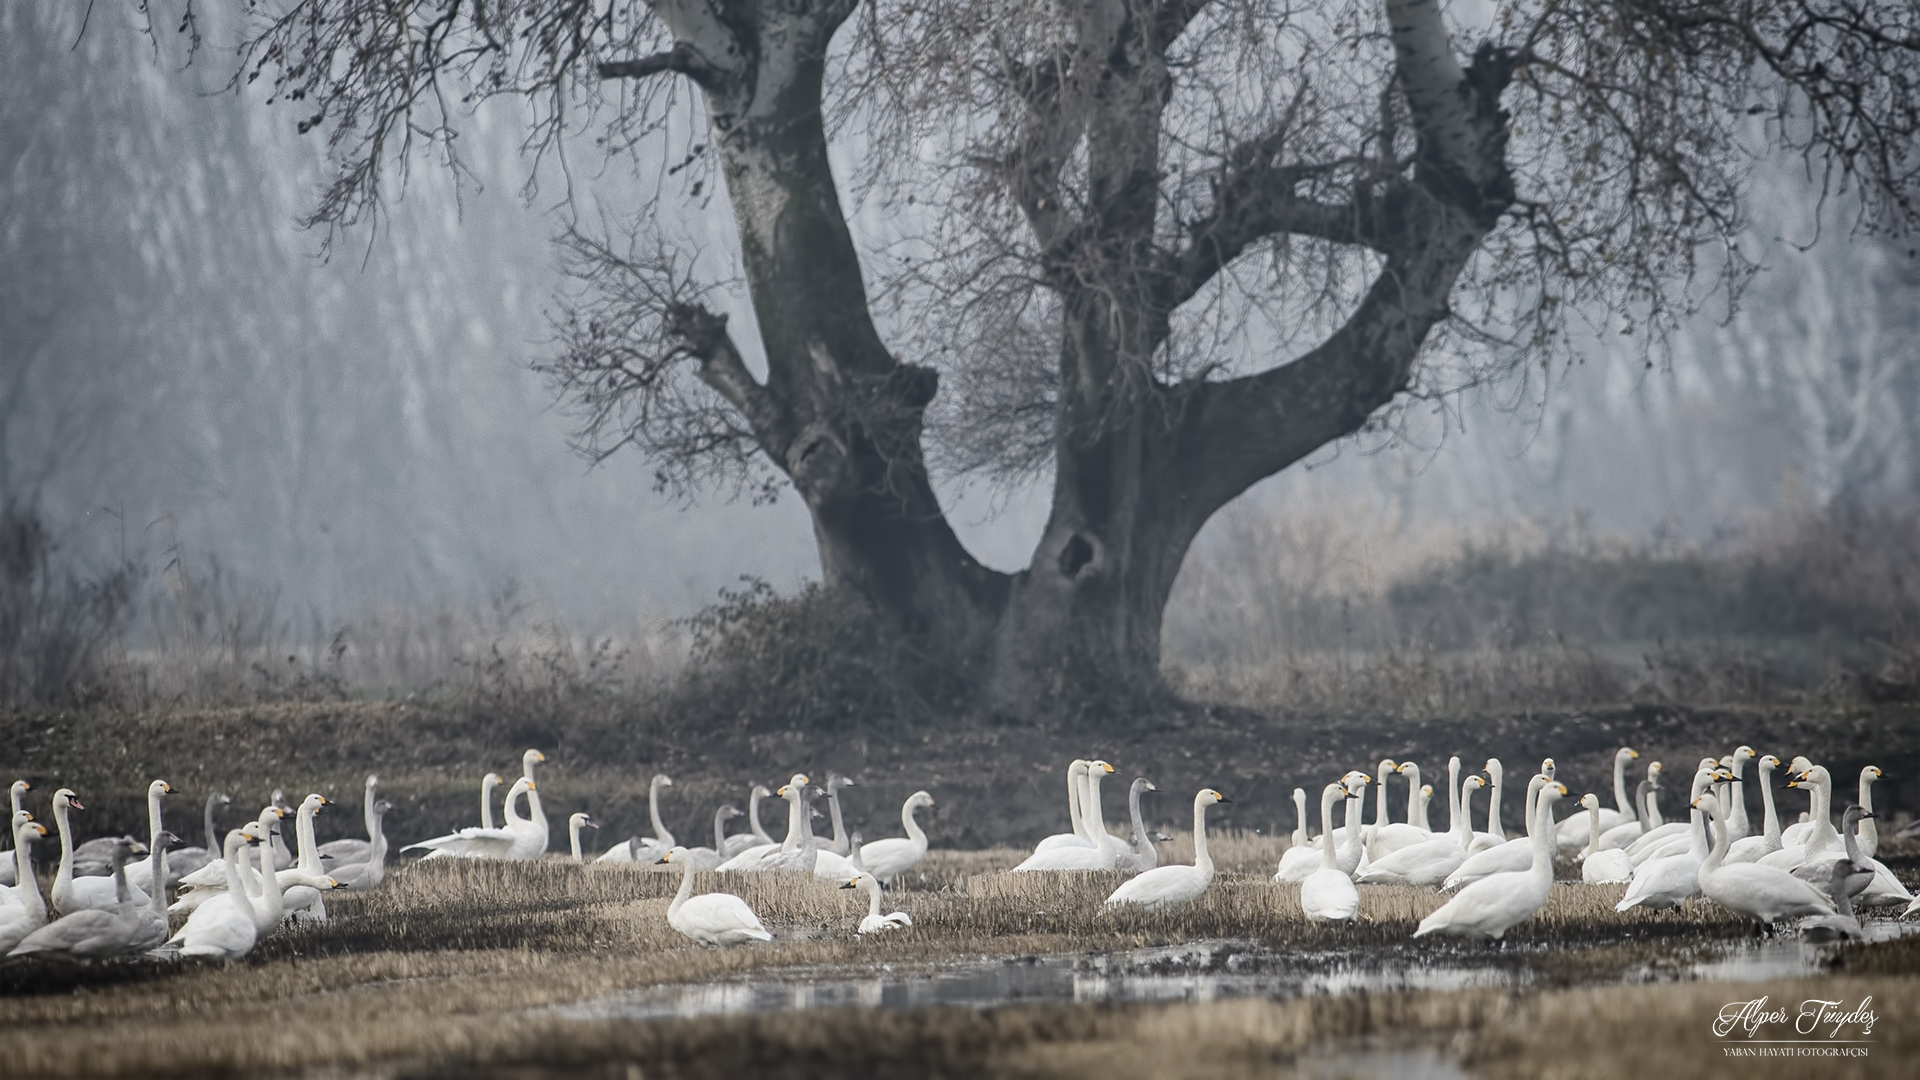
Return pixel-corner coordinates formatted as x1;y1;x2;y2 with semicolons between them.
597;42;722;87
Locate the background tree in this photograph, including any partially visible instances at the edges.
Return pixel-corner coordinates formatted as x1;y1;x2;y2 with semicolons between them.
217;0;1920;713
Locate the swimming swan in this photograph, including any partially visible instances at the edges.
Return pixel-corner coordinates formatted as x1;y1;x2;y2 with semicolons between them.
1104;789;1229;910
658;846;772;945
1415;782;1567;940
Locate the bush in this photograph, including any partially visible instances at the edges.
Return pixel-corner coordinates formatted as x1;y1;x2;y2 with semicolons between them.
0;501;132;706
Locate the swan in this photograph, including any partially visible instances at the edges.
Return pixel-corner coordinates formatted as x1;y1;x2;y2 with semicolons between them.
174;804;289;896
1415;782;1567;939
190;801;330;925
0;813;49;954
657;846;773;944
121;780;175;896
1413;784;1434;831
822;775;856;856
1801;859;1865;942
1033;760;1095;851
812;789;867;882
1629;762;1722;863
1721;746;1756;841
316;776;383;864
1599;761;1663;850
1354;771;1485;887
1812;804;1912;908
1365;758;1397;847
675;806;743;872
568;813;599;863
720;785;775;858
164;825;263;959
1759;767;1842;873
1288;787;1309;848
1725;756;1784;864
1014;763;1119;871
1273;781;1327;883
1556;747;1638;851
855;790;934;886
1369;762;1433;859
48;789;153;915
1321;769;1371;856
598;774;676;864
326;801;391;889
1579;793;1633;884
126;830;180;951
715;774;811;872
1300;783;1359;922
1467;759;1507;855
1104;789;1229;910
840;872;913;933
1114;779;1159;872
1793;805;1873;901
479;772;503;830
162;790;231;885
1693;792;1833;928
0;781;27;889
1854;765;1883;859
1446;774;1550;890
10;838;150;959
1616;787;1713;912
404;777;547;860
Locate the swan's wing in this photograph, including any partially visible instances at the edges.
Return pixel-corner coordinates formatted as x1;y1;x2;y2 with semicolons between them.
176;859;229;888
406;827;517;859
854;838;923;880
316;839;371;862
682;894;769;937
715;844;778;872
813;850;859;880
10;910;115;956
63;875;150;913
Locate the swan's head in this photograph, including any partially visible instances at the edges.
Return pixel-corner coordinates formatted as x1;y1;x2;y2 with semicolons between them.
839;874;866;890
1864;765;1883;781
1394;762;1415;775
1134;779;1157;794
8;780;26;797
1761;754;1780;770
262;806;287;820
1462;776;1487;794
238;825;265;846
1200;788;1230;804
1541;782;1567;803
1091;761;1116;775
1420;784;1434;799
149;780;173;797
1690;792;1722;816
1788;755;1814;776
1540;758;1556;776
1484;759;1503;778
23;822;47;841
910;790;935;808
654;774;675;789
570;813;598;830
527;749;548;765
1647;762;1663;780
482;773;503;788
719;805;743;820
366;775;379;789
56;789;82;811
1378;759;1398;773
372;800;393;815
1579;793;1600;811
752;784;772;798
1619;747;1640;762
303;794;328;814
1734;745;1754;761
828;774;855;791
656;845;690;865
157;830;182;848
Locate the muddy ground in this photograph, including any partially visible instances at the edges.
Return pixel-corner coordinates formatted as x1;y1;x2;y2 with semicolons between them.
6;699;1917;856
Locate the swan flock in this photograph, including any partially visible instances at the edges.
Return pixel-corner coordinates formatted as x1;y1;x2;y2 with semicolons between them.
1;742;1909;962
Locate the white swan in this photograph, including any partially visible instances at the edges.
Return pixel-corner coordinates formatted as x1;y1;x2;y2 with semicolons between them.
49;789;152;915
1616;786;1713;912
1630;761;1723;863
1032;760;1095;851
1104;789;1229;910
1114;779;1159;873
1415;782;1567;940
404;777;547;860
0;780;28;889
1579;793;1633;884
1466;759;1507;855
1598;761;1663;850
327;800;392;889
1014;763;1119;871
676;806;742;872
1722;746;1756;841
1446;774;1551;890
1693;793;1833;927
163;790;231;885
1273;781;1326;884
841;872;913;934
1364;758;1397;849
115;780;174;897
1369;762;1433;858
1854;765;1882;859
0;813;49;954
568;813;599;863
1760;766;1842;873
165;825;263;959
125;829;179;950
172;805;287;911
822;775;857;856
715;774;810;872
316;775;383;864
1555;747;1638;851
1354;770;1485;887
1300;783;1359;922
1725;756;1784;864
856;790;933;885
11;838;149;959
597;774;676;864
658;846;772;944
720;785;775;858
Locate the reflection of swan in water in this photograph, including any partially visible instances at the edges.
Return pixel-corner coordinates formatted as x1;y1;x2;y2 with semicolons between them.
1103;789;1229;910
658;846;772;945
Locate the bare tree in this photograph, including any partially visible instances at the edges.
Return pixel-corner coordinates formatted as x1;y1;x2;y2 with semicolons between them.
210;0;1920;711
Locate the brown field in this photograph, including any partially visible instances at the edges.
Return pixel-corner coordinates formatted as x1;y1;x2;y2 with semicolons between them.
2;839;1913;1078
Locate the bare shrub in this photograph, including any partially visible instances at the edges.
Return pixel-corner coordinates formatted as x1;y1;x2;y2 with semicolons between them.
0;501;132;706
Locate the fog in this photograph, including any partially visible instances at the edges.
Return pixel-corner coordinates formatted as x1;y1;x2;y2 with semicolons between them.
4;4;1915;641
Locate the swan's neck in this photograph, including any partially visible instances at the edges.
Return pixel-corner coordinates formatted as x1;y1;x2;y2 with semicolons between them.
1446;761;1461;834
1842;813;1864;865
1614;755;1634;819
1374;767;1392;829
1290;792;1307;846
1318;789;1340;870
1190;797;1214;874
1128;787;1148;847
1700;804;1729;873
1401;766;1422;823
1758;765;1780;840
1486;769;1504;839
370;808;388;863
364;785;379;839
1645;783;1664;829
111;851;131;907
1529;795;1556;879
749;790;772;844
864;877;883;920
1065;765;1086;841
147;789;165;846
1340;794;1363;861
482;778;498;831
1584;804;1602;857
223;835;255;923
570;821;584;862
649;780;671;844
780;792;805;851
670;861;695;915
525;786;548;847
1858;773;1878;853
1455;786;1478;848
52;799;74;891
1521;780;1541;836
1810;773;1835;840
297;805;322;873
503;787;528;827
827;788;849;851
713;808;732;851
11;824;43;917
1082;770;1110;845
902;799;927;846
258;833;285;915
204;796;220;851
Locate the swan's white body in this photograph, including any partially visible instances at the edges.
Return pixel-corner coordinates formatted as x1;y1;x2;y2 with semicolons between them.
1446;775;1549;890
1355;770;1484;888
48;789;153;915
316;775;385;866
841;872;912;934
1415;783;1567;940
1300;783;1358;922
1369;761;1433;859
856;791;933;885
1760;766;1842;873
597;774;676;864
1032;760;1095;852
1617;800;1711;912
718;775;817;873
660;846;772;945
11;839;148;959
1104;789;1228;910
1724;756;1783;864
328;798;391;889
1693;793;1833;926
166;828;262;959
1113;779;1159;873
1578;794;1632;884
1015;764;1119;871
406;777;548;860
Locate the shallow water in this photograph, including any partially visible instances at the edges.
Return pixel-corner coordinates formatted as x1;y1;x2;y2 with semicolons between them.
552;917;1916;1024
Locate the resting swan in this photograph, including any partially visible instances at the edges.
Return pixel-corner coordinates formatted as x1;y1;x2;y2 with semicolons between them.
404;777;548;860
1014;763;1119;871
720;785;775;858
676;806;742;871
1724;756;1783;864
658;846;772;944
568;813;600;863
1598;761;1663;850
118;780;173;896
0;813;49;954
856;790;933;885
1466;759;1508;855
597;774;676;864
1113;779;1159;873
1032;760;1095;851
1555;747;1639;852
1693;793;1833;927
1759;766;1842;873
11;838;149;959
49;789;153;915
1355;769;1485;887
1445;774;1550;890
316;775;384;864
841;872;913;934
1415;782;1567;940
1579;793;1633;884
1299;783;1359;922
0;781;27;889
715;774;810;872
1616;779;1714;912
1104;789;1229;910
164;825;264;959
1369;762;1433;859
